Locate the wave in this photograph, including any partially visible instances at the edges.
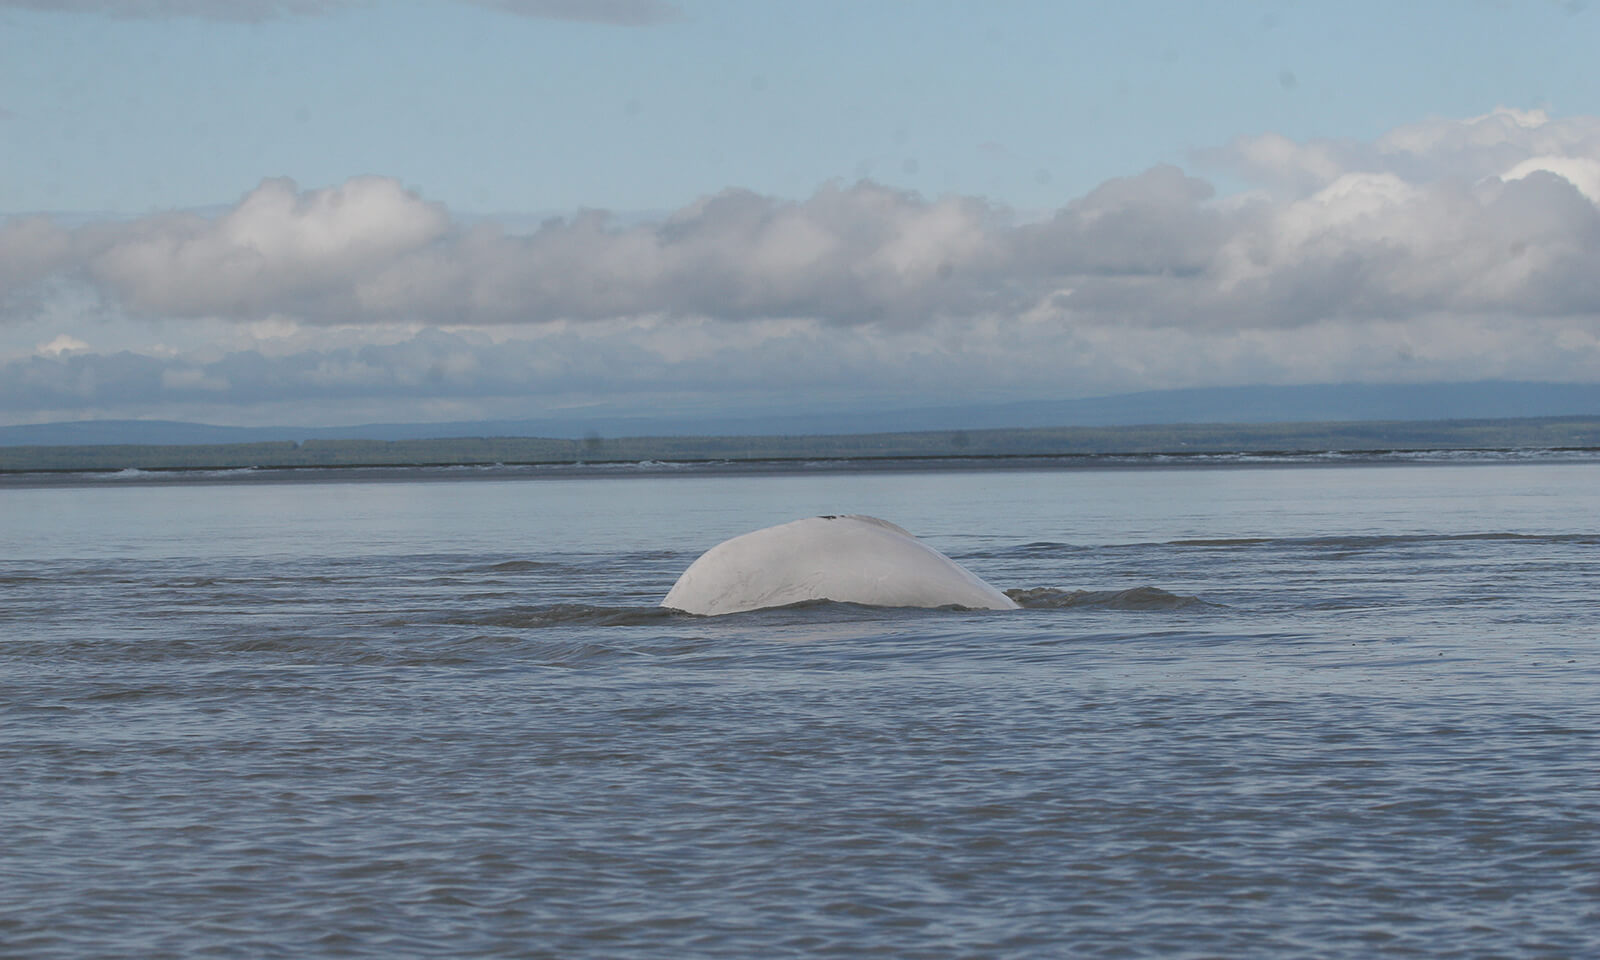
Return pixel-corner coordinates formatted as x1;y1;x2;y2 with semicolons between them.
476;559;562;573
976;531;1600;561
1166;532;1600;550
84;467;263;481
439;603;678;628
445;592;1220;622
1006;586;1215;610
9;445;1599;488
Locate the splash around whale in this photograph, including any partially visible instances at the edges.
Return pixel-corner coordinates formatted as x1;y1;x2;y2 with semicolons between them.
661;515;1020;616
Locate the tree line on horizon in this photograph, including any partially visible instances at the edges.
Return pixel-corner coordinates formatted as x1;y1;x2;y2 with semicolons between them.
3;417;1598;473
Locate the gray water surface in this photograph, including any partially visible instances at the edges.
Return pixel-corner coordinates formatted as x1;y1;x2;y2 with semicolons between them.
3;462;1597;958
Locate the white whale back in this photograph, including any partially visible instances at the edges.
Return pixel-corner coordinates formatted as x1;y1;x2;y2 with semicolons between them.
661;515;1019;615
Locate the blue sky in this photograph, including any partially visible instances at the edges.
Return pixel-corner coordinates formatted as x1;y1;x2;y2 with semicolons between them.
3;0;1600;426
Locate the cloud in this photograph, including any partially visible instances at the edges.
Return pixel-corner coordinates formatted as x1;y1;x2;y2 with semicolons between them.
0;0;683;23
7;177;1023;326
82;176;451;319
9;130;1600;335
7;310;1600;426
1202;169;1600;328
1503;155;1600;204
5;108;1600;422
0;216;75;307
35;333;88;355
1210;107;1600;196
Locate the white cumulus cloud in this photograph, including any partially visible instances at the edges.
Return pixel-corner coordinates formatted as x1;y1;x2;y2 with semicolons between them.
5;108;1600;422
1502;155;1600;205
35;333;88;355
84;176;450;319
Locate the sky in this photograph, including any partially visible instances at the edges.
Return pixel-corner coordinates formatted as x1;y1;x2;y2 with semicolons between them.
3;0;1600;427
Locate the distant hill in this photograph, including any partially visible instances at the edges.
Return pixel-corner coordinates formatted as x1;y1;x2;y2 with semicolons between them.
5;380;1600;447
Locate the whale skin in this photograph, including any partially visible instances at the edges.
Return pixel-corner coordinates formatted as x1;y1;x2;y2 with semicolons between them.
660;515;1019;615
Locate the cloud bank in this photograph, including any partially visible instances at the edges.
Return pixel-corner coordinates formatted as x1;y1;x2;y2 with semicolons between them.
8;115;1600;331
5;108;1600;423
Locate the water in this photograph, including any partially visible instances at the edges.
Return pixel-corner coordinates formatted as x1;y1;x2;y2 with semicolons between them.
3;460;1597;958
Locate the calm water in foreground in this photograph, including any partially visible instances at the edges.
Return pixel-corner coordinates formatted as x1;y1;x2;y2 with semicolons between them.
2;458;1597;959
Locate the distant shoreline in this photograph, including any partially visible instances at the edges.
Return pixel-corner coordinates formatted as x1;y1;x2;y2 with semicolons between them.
3;415;1599;479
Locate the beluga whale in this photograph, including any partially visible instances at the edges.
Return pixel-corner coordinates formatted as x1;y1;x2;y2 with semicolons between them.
661;515;1020;616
